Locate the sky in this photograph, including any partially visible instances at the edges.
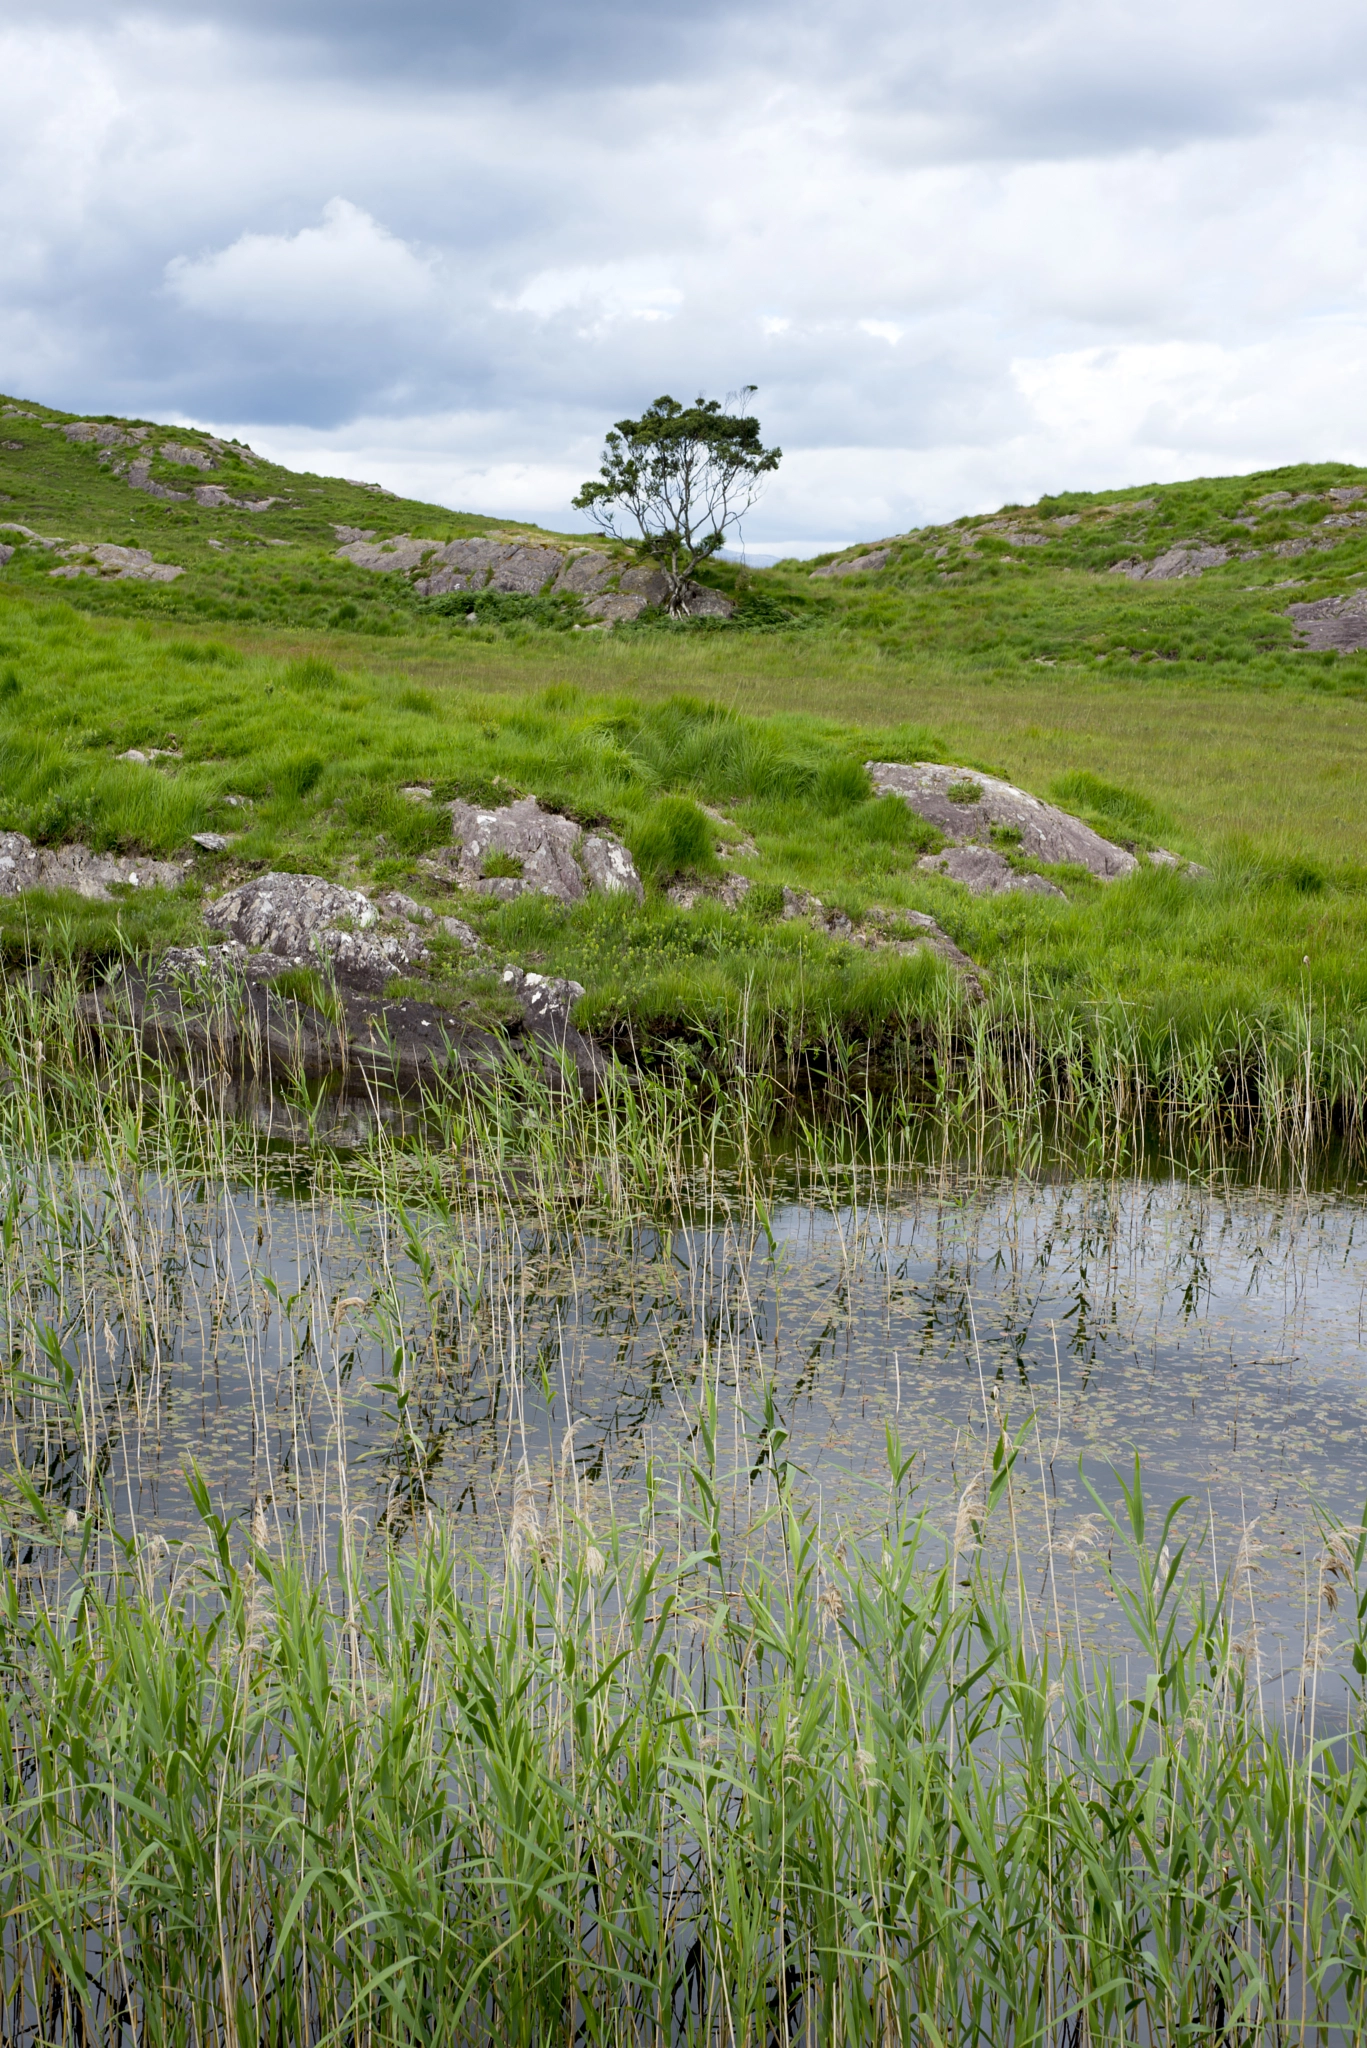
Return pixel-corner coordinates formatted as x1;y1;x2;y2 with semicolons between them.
2;0;1367;548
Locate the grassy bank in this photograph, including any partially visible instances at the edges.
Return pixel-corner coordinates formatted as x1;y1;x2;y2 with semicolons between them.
2;596;1366;1138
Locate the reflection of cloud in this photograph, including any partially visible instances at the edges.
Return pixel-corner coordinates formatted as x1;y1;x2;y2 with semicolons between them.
166;199;437;324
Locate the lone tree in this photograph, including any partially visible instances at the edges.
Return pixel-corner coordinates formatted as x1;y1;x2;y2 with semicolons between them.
573;390;781;616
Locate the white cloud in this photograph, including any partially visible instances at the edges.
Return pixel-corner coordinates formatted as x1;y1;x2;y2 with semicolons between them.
500;263;683;330
5;3;1367;538
166;198;438;324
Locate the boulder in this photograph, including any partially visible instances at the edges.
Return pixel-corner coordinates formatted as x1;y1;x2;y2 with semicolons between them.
866;761;1137;881
1286;590;1367;652
447;796;644;905
1109;545;1230;581
49;544;183;583
917;846;1065;899
0;831;187;900
204;872;430;990
500;966;607;1093
0;545;11;569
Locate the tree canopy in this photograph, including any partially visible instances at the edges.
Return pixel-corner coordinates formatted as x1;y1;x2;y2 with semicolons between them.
573;391;781;615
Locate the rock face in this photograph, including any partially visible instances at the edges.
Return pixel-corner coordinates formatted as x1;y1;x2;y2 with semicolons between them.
204;873;431;990
866;761;1137;889
1285;591;1367;652
337;533;734;621
0;832;187;900
1109;545;1231;581
447;796;644;905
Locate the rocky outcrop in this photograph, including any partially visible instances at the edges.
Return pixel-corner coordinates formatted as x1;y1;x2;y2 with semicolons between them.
446;796;644;905
0;832;187;900
1286;590;1367;652
204;873;432;990
49;543;183;583
917;846;1065;899
810;547;892;578
866;761;1138;891
778;886;983;995
1109;545;1231;581
337;533;734;621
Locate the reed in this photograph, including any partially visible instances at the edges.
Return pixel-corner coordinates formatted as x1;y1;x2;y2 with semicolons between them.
1;1415;1366;2045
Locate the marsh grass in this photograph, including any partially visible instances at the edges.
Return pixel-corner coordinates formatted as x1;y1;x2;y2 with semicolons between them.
1;975;1367;2040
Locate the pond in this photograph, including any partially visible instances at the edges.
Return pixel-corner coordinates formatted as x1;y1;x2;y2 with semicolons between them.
7;1129;1367;1701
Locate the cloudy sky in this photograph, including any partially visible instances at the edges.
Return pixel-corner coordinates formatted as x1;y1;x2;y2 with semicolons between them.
3;0;1366;546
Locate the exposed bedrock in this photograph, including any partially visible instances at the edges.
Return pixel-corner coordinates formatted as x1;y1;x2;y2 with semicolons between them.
336;533;734;621
867;762;1138;889
446;796;644;905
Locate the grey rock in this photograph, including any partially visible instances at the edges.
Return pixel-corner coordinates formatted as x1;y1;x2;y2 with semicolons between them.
584;593;648;624
1254;491;1318;508
0;830;187;901
191;832;233;853
397;783;434;803
554;551;617;595
1109;545;1230;581
411;537;509;594
810;547;891;578
1320;512;1367;530
1148;848;1210;878
336;533;440;575
436;915;480;950
205;872;430;989
917;845;1066;899
619;565;671;602
867;761;1137;880
207;873;377;949
159;441;216;470
374;890;433;924
448;795;642;906
61;543;184;583
450;796;585;902
487;544;564;594
865;909;983;994
125;461;189;501
580;832;646;902
1285;590;1367;652
1328;487;1365;505
332;524;377;544
0;545;11;569
500;966;606;1092
63;422;130;447
667;873;751;911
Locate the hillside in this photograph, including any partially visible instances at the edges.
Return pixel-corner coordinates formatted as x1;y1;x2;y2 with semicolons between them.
3;391;1367;1135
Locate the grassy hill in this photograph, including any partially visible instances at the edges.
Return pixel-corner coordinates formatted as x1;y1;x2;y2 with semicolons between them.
4;390;1367;1136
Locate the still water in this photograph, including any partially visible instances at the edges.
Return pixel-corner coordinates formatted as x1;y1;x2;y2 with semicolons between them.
7;1147;1367;1684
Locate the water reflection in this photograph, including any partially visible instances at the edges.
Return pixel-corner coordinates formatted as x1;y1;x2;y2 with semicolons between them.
6;1158;1367;1678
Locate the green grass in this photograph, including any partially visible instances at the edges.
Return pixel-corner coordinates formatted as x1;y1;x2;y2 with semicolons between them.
6;395;1367;1129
